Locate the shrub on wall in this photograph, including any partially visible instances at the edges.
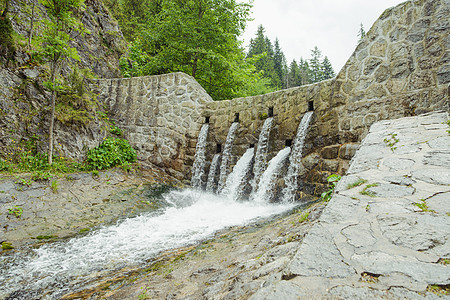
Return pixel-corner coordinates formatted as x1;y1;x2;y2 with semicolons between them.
85;137;137;170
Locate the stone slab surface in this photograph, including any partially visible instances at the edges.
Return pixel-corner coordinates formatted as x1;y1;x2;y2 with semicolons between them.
275;112;450;298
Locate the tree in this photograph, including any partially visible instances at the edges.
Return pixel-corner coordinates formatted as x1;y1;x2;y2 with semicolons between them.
321;56;335;80
358;23;366;43
287;59;300;88
247;25;279;88
122;0;260;100
273;38;287;89
309;46;323;83
37;0;85;164
298;58;311;85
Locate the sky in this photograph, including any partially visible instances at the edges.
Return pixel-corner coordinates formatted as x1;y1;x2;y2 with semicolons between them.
240;0;406;73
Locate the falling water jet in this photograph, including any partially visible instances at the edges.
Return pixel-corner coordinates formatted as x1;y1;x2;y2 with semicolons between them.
252;147;291;203
251;117;274;192
206;153;220;193
221;148;254;201
217;122;239;193
282;111;314;202
191;124;209;189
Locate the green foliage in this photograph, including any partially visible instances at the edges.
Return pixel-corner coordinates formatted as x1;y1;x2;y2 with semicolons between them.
358;23;366;43
1;242;14;250
413;199;436;213
8;206;23;218
321;174;341;201
15;177;33;186
85;137;137;170
109;125;123;136
51;180;59;193
115;0;267;100
384;133;399;152
298;211;309;223
55;66;99;126
0;13;16;61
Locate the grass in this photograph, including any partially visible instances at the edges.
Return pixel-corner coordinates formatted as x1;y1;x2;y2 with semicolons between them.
360;183;378;197
427;285;449;296
346;178;367;190
413;199;436;213
298;211;309;223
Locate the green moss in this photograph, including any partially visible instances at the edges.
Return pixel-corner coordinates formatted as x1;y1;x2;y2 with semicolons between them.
1;242;14;250
346;178;368;189
35;235;57;240
360;183;378;197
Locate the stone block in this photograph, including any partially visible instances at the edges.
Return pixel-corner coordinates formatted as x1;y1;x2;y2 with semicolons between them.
320;145;340;159
338;143;360;160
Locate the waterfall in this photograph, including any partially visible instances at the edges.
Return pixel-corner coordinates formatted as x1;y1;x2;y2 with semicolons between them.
221;148;254;201
191;124;209;189
206;154;220;193
217;122;239;193
251;117;273;191
0;190;294;299
282;111;314;202
252;147;291;203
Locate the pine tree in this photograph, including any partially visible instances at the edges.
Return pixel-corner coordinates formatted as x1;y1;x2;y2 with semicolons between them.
321;56;335;80
309;46;323;83
247;25;278;88
287;59;300;88
298;58;311;85
273;38;287;89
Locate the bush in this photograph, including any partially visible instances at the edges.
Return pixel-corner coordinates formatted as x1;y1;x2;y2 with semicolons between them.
85;137;136;170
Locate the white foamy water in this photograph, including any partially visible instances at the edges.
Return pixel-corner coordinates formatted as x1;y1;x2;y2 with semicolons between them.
217;122;239;193
252;147;291;203
221;148;254;201
252;117;273;191
0;189;294;299
191;124;209;189
206;153;220;193
282;111;313;202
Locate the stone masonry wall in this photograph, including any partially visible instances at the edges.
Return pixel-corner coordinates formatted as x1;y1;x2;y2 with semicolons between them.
94;0;448;193
95;73;213;179
202;0;449;194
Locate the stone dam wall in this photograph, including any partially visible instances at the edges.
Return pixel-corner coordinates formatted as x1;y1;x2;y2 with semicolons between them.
95;0;449;195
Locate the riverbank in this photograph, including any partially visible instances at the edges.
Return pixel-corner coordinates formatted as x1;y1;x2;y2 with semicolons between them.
0;167;180;249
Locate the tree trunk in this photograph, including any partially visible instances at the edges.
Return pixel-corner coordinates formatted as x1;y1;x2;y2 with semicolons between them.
48;61;57;165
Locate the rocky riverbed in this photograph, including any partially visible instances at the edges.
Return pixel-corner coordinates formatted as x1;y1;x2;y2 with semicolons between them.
0;167;179;249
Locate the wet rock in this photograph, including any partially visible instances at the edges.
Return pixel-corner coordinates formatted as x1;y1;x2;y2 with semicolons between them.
423;150;450;167
378;215;448;251
385;176;416;186
412;168;450;185
329;286;385;299
383;158;416;171
364;183;415;198
249;281;309;300
288;225;356;278
352;252;450;285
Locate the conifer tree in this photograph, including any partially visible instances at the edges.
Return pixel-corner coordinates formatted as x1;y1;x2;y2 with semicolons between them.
273;38;287;89
309;46;323;83
321;56;335;80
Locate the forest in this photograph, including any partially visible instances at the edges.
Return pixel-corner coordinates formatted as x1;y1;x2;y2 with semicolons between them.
103;0;336;100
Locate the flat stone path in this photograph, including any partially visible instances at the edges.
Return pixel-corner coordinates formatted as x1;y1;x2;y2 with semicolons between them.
252;111;450;299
